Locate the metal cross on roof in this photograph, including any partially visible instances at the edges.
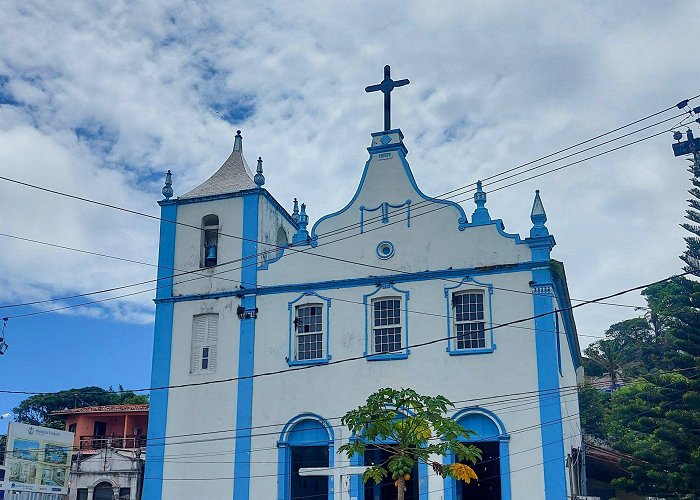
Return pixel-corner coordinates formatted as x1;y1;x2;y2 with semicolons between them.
365;65;410;132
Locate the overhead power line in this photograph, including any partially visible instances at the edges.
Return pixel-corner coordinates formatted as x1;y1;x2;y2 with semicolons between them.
0;228;648;314
0;117;680;317
0;268;693;397
316;110;691;241
8;374;684;497
6;368;695;457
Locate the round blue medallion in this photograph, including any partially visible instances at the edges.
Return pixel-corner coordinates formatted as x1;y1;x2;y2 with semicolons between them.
376;241;395;259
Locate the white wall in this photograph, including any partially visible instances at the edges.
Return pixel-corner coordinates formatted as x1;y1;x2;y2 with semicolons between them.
172;197;245;297
155;131;581;499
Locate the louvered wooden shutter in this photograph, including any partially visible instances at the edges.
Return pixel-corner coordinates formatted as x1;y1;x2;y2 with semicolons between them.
207;314;218;370
192;314;218;373
191;316;206;373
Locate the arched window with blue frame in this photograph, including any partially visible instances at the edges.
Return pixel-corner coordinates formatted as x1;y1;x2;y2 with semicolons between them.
278;413;335;500
443;408;511;500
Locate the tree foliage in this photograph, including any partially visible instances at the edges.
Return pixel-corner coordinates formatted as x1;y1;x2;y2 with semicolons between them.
583;318;662;390
12;385;148;429
577;383;609;441
680;161;700;274
339;388;481;500
579;277;700;498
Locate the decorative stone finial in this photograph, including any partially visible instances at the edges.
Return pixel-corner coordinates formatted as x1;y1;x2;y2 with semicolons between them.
530;190;549;237
292;198;299;222
471;180;490;224
161;170;173;200
254;157;265;187
233;130;243;152
292;203;310;245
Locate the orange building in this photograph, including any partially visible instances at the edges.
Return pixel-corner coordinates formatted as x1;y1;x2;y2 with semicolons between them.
53;404;148;453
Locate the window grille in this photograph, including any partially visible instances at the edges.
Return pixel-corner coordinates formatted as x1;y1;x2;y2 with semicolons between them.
453;292;486;349
295;304;323;360
192;314;218;373
372;297;402;354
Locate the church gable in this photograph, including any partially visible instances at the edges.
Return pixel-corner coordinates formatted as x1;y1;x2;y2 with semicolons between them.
310;129;468;242
266;128;535;282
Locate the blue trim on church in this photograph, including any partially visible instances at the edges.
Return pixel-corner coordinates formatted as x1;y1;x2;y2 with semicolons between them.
443;276;496;355
392;146;468;231
360;200;411;233
287;291;333;366
277;413;335;500
467;218;527;244
258;243;288;270
551;273;583;370
362;283;411;360
142;200;177;500
531;272;568;499
309;157;372;246
177;188;299;228
309;128;468;245
155;262;534;302
233;193;260;500
443;408;511;500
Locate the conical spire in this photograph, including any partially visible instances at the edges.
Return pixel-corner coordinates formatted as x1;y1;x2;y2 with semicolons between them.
180;130;256;199
529;190;549;237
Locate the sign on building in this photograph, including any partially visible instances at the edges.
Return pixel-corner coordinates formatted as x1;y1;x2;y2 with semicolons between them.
3;422;74;495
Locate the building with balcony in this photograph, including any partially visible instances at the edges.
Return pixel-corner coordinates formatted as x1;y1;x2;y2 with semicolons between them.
52;404;148;500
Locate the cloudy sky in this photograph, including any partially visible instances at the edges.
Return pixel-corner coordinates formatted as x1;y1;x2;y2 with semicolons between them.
1;1;699;419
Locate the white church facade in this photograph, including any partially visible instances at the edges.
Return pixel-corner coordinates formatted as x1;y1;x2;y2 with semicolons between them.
143;75;584;500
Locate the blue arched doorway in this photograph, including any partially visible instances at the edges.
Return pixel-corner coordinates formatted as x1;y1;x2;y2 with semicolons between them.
278;413;334;500
444;408;511;500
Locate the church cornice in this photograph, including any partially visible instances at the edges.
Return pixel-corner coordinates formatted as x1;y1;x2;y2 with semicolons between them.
154;261;537;305
170;188;299;228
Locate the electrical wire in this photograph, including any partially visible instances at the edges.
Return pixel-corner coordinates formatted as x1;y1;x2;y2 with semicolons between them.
0;231;651;339
1;100;694;315
315;111;690;241
0;229;648;314
6;368;693;457
6;116;675;315
0;268;691;398
57;375;694;495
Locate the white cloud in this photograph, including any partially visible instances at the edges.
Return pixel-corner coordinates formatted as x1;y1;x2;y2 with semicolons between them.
0;0;699;344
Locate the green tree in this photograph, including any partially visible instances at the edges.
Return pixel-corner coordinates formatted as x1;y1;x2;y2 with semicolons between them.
584;339;626;391
12;386;148;429
583;318;663;391
339;388;481;500
602;277;700;498
680;159;700;274
578;383;609;441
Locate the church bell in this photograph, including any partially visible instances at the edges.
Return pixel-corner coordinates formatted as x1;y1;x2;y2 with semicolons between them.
205;244;217;265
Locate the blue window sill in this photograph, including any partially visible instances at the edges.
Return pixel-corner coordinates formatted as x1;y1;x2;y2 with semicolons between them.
365;350;410;361
287;357;331;367
447;345;496;356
